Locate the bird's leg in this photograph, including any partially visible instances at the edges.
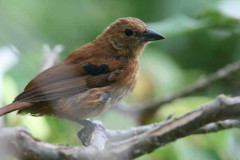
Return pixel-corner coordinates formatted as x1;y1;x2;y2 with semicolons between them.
77;119;108;147
78;119;94;127
78;119;105;129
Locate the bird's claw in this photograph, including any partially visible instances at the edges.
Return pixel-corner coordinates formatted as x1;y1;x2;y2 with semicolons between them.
77;119;107;146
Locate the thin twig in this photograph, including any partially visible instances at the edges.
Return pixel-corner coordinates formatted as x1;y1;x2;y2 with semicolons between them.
116;61;240;123
193;119;240;134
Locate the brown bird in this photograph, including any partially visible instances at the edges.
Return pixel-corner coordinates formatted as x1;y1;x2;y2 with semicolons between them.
0;17;164;123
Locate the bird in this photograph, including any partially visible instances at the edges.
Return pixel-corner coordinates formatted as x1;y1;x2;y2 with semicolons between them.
0;17;165;124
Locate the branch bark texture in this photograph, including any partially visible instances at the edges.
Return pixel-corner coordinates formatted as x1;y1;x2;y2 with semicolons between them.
1;95;240;160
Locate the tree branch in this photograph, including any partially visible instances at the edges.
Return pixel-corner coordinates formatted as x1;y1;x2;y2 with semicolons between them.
1;94;240;160
109;95;240;159
193;119;240;134
117;61;240;123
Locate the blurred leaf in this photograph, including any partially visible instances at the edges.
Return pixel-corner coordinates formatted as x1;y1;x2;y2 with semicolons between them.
136;144;178;160
20;116;51;140
173;139;221;160
44;117;79;144
3;75;18;104
97;110;136;129
148;15;209;38
139;47;184;99
226;130;240;160
129;74;155;102
8;114;51;141
199;0;240;29
157;96;212;120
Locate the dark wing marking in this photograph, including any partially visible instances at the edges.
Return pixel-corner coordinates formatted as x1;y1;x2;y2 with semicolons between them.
83;64;110;75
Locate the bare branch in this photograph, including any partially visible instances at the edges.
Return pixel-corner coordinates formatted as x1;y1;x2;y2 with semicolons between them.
105;121;167;142
109;95;240;159
194;119;240;134
1;95;240;160
0;126;100;160
117;61;240;123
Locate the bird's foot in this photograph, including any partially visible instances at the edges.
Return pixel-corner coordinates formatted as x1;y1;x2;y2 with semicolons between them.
77;119;108;148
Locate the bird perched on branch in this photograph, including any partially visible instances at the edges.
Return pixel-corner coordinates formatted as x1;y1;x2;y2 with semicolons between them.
0;17;165;123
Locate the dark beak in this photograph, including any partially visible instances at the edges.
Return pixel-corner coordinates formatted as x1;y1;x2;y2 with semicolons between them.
141;29;165;42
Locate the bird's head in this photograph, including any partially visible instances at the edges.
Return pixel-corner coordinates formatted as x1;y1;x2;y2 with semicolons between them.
96;17;165;56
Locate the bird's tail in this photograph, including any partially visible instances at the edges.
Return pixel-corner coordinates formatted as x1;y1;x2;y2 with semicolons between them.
0;102;32;116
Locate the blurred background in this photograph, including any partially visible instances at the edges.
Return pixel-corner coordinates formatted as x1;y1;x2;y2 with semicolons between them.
1;0;240;159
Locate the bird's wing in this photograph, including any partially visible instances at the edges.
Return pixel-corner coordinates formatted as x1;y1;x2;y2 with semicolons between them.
14;62;120;102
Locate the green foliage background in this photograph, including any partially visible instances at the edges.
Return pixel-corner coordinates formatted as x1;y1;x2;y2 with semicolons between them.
1;0;240;159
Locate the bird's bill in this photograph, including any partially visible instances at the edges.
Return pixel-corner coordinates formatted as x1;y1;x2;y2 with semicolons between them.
141;29;165;41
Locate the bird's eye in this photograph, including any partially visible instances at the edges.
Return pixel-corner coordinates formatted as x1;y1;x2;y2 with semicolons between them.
124;29;133;36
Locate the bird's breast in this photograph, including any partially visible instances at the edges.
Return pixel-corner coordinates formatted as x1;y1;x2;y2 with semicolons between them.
110;59;140;102
117;58;140;89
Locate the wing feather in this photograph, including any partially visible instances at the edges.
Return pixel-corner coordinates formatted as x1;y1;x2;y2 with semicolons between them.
14;62;116;102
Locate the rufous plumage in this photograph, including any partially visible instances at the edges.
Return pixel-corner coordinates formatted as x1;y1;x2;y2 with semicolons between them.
0;17;165;123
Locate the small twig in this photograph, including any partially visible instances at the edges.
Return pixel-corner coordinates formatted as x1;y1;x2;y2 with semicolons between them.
137;61;240;110
193;120;240;134
41;44;64;71
116;61;240;123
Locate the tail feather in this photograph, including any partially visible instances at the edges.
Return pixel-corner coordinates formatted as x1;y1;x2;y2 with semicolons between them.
0;102;33;116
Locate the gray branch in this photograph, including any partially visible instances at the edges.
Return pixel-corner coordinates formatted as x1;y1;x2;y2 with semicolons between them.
1;95;240;160
109;95;240;159
116;61;240;123
194;119;240;134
